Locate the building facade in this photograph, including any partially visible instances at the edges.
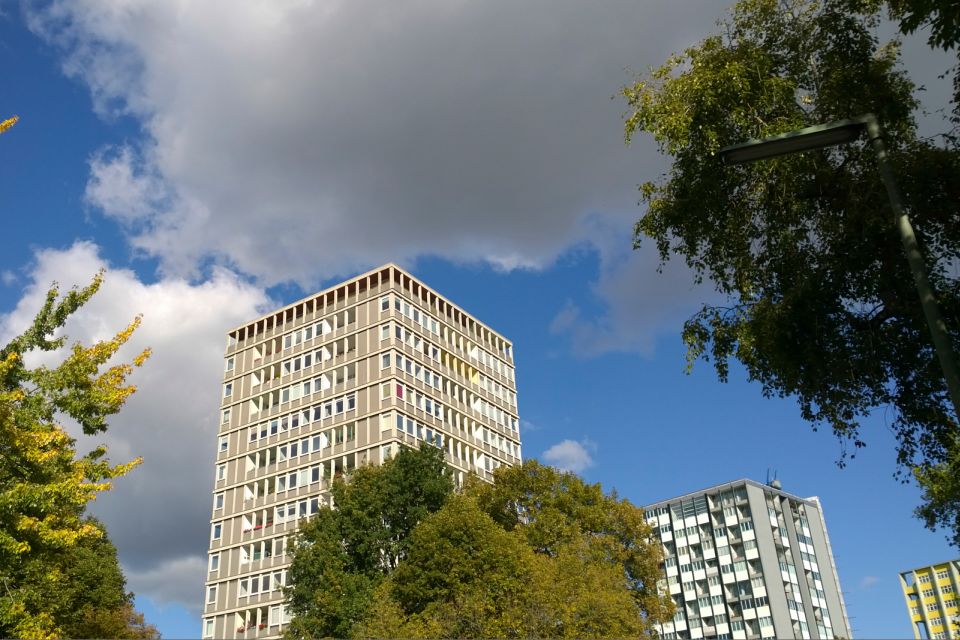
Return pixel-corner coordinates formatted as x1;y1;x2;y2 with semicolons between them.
202;264;521;639
644;479;852;640
900;559;960;639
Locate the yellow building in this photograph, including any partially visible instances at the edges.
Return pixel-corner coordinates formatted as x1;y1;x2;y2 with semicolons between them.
900;559;960;639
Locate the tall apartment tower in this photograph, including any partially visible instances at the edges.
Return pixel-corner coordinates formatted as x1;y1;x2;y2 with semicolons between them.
202;264;521;639
644;479;852;640
899;559;960;639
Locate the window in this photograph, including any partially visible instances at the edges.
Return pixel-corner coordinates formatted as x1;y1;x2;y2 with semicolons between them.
211;523;222;540
943;584;955;593
214;493;224;510
218;435;228;453
221;408;230;424
217;464;226;481
924;589;936;598
928;603;940;612
920;574;932;584
207;585;217;604
936;570;949;580
204;619;214;638
224;383;232;397
380;296;390;312
209;553;220;572
226;356;235;371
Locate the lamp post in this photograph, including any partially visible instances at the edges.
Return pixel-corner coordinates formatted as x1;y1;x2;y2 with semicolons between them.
719;114;960;421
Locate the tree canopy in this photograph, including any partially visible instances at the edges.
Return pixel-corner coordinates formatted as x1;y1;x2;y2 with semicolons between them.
0;274;156;638
283;443;454;639
622;0;960;545
285;452;672;639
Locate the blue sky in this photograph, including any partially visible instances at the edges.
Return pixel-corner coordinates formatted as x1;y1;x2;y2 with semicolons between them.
1;1;957;638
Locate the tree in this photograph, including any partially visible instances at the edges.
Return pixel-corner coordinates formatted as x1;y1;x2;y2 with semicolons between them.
0;274;154;638
472;460;675;630
283;443;454;639
0;115;16;135
53;518;159;639
355;463;672;639
622;0;960;544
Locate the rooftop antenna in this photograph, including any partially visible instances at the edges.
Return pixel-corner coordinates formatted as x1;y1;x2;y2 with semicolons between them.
767;469;781;490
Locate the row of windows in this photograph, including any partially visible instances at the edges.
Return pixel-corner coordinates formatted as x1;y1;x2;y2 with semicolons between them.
383;294;441;335
468;343;514;381
238;392;357;452
478;372;517;409
472;395;518;432
237;536;287;565
382;329;520;435
394;413;444;447
204;603;291;636
385;322;442;362
280;307;355;350
239;569;287;598
386;382;445;421
384;351;442;390
383;291;515;364
387;323;520;436
249;365;356;414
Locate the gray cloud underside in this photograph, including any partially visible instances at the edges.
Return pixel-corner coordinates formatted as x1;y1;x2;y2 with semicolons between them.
27;0;732;287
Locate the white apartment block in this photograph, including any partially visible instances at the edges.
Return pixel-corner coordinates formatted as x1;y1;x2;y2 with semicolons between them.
202;264;521;639
645;479;852;640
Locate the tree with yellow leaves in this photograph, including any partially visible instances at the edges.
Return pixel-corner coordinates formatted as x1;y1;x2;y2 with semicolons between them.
0;273;156;639
0;116;18;135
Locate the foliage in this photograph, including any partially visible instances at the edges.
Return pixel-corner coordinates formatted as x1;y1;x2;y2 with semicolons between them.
283;443;454;639
286;454;671;638
879;0;960;51
0;116;16;135
472;460;675;629
53;518;159;639
350;461;671;639
0;274;154;638
358;493;651;639
622;0;960;544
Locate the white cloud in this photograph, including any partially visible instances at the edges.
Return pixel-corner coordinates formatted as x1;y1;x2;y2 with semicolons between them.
860;575;879;589
25;0;732;287
542;438;596;474
0;270;16;286
0;242;273;610
85;146;168;224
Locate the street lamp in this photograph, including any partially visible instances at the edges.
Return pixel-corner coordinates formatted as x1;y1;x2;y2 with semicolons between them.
718;114;960;421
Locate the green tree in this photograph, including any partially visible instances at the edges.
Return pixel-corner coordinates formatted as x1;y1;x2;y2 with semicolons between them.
355;463;672;639
473;460;675;630
0;274;154;638
55;518;160;639
621;0;960;544
283;443;454;639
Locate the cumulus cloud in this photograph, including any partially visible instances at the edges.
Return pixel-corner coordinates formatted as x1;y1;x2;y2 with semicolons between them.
0;242;273;611
85;146;169;224
542;438;596;474
25;0;731;287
